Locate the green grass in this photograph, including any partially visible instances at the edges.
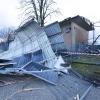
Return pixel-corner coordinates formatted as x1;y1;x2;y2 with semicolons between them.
73;55;100;62
71;55;100;80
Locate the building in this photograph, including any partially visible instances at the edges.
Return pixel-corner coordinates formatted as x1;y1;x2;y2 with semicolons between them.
44;15;93;52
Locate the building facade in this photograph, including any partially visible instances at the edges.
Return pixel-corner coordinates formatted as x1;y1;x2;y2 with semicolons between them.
45;15;93;52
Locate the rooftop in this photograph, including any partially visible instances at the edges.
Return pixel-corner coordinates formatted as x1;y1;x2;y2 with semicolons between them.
59;15;94;31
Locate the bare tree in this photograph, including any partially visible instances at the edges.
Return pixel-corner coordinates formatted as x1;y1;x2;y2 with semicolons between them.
0;28;15;51
20;0;60;27
0;28;15;43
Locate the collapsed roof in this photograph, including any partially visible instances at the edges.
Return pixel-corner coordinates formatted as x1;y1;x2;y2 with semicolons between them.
0;20;60;85
0;20;56;68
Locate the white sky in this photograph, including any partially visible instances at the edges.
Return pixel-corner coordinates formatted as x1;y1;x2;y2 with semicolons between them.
55;0;100;22
0;0;20;28
0;0;100;42
0;0;100;26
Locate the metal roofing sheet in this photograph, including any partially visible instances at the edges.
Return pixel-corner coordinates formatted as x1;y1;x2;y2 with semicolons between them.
12;50;44;68
30;70;58;85
32;49;43;63
44;22;61;37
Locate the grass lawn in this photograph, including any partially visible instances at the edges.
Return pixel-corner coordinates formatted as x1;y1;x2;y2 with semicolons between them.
68;55;100;81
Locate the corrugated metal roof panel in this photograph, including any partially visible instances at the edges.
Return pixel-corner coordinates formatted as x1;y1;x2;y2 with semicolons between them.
0;21;56;68
44;22;61;37
49;34;64;44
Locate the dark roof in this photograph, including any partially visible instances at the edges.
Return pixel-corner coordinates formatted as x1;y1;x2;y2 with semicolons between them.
59;15;94;31
44;21;61;37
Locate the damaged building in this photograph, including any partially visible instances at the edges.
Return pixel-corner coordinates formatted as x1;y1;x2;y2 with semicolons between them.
44;15;93;52
0;20;56;68
0;20;61;85
0;16;99;100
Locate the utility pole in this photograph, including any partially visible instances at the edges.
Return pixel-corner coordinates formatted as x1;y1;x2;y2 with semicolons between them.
92;21;100;50
92;22;95;51
93;22;95;43
92;20;100;43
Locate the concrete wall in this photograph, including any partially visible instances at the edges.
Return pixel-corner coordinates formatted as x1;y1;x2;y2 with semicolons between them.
59;25;72;51
63;32;72;51
60;22;89;51
71;22;88;51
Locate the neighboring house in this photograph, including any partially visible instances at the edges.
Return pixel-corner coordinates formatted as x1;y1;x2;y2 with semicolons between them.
0;20;56;68
44;15;93;52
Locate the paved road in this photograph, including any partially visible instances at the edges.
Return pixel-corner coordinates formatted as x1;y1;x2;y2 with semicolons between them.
0;72;99;100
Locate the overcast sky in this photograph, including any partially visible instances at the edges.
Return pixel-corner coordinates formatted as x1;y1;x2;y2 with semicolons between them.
0;0;100;42
0;0;100;27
